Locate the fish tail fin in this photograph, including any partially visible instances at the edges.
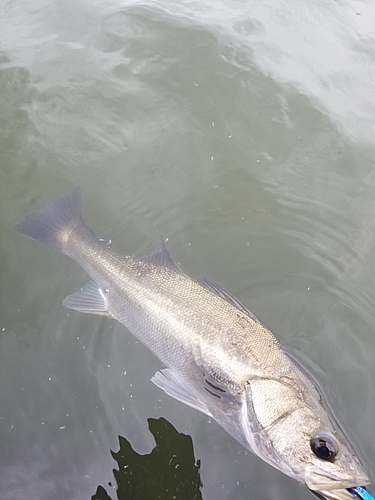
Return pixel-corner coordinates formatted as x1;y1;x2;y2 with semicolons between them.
15;186;83;254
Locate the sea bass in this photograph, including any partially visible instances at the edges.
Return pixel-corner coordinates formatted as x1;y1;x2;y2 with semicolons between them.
16;186;372;500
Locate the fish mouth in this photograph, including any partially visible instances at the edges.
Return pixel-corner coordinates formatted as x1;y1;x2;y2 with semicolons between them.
306;465;371;499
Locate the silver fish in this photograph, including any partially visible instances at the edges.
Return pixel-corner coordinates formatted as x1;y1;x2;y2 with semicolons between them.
16;186;372;500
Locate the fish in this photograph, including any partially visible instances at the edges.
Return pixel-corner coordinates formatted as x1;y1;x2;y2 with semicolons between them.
15;186;373;500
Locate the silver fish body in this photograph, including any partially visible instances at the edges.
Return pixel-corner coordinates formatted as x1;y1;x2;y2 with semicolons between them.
16;187;372;500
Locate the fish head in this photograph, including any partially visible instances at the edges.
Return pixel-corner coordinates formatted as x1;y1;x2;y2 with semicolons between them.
241;379;371;500
302;424;371;500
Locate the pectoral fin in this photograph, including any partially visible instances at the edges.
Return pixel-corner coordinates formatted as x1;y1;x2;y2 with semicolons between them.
151;369;212;416
62;281;111;316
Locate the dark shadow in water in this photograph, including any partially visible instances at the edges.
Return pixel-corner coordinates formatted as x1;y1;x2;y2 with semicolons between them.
92;417;203;500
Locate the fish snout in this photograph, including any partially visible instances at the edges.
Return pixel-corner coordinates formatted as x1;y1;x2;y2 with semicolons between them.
306;464;371;500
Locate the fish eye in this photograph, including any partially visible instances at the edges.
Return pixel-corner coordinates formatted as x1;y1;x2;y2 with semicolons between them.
311;432;339;461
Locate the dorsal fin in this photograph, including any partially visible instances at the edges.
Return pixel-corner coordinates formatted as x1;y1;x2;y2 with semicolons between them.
141;237;184;273
203;277;262;323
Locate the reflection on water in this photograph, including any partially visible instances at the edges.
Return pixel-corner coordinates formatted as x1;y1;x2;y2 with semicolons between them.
92;417;203;500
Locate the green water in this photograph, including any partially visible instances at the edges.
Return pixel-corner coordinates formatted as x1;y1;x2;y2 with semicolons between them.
1;2;375;499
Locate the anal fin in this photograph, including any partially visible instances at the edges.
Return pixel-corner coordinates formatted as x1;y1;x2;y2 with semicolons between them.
62;280;111;316
151;369;212;417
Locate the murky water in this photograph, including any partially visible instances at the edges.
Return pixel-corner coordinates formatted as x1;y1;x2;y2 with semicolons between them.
1;1;375;499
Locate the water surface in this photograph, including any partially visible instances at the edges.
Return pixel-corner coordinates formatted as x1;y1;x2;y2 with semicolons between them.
1;1;375;499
